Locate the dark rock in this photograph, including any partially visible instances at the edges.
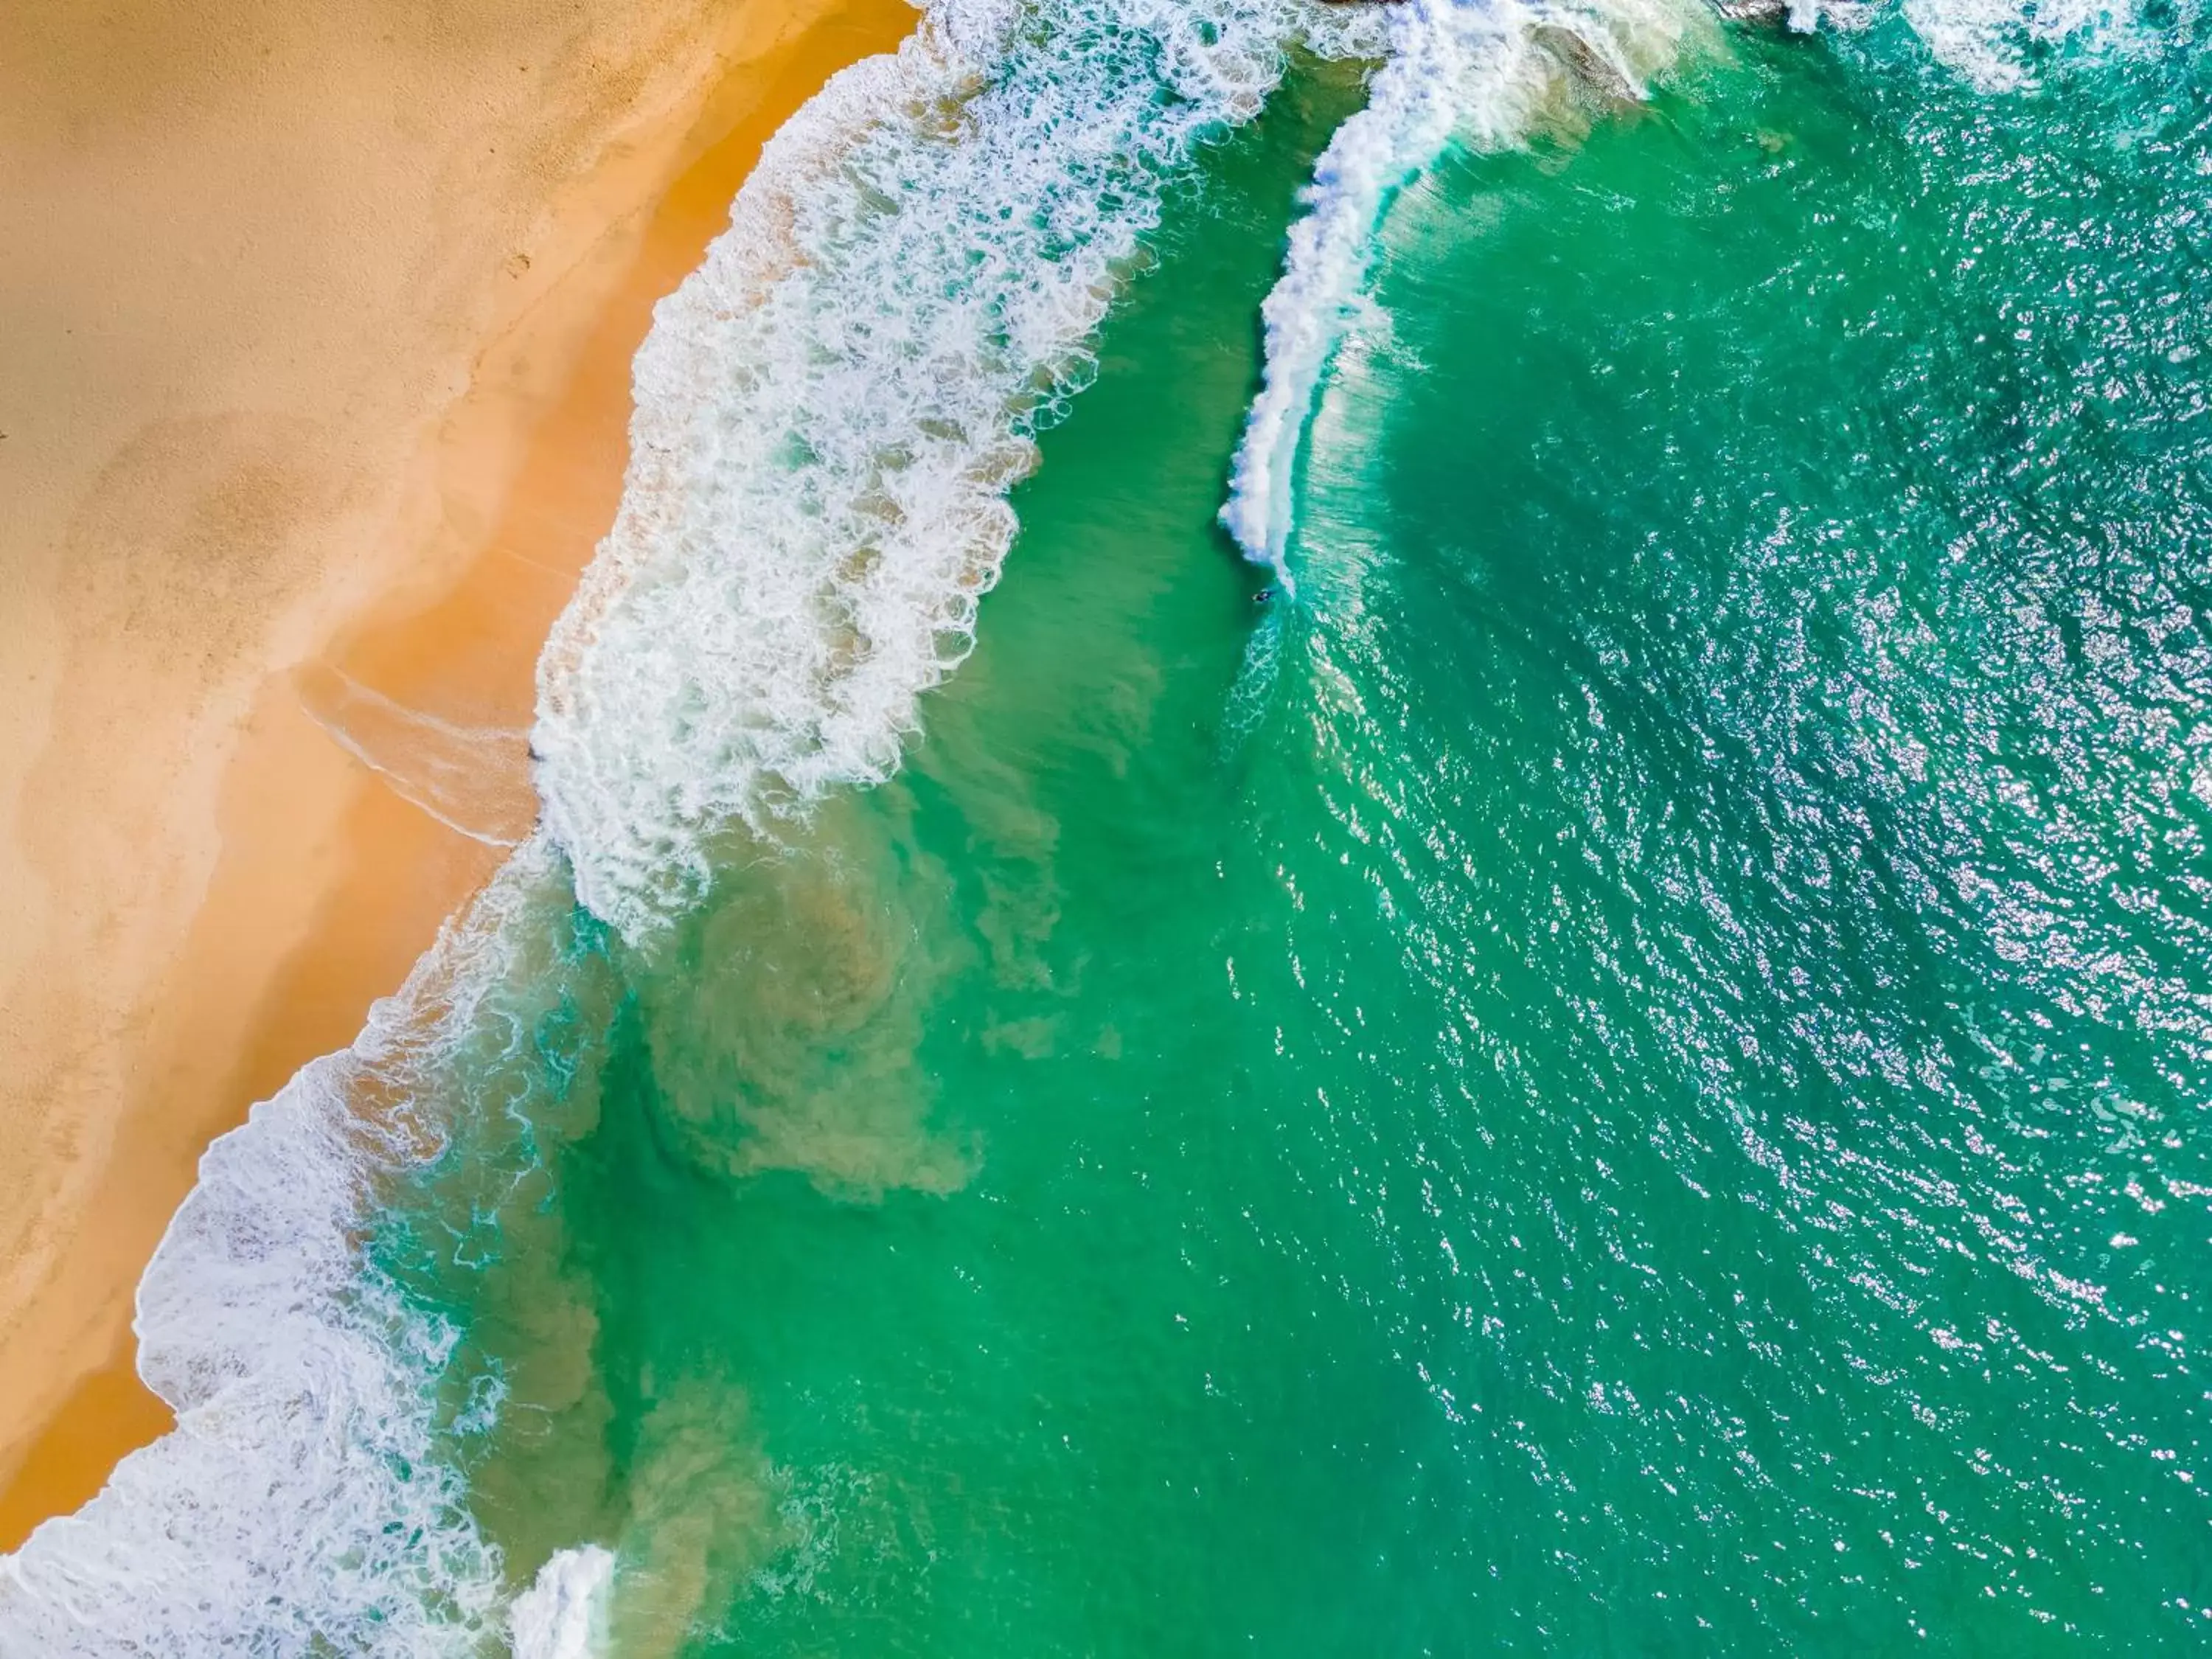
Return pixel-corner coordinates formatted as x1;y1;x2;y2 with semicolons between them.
1706;0;1793;27
1528;23;1641;108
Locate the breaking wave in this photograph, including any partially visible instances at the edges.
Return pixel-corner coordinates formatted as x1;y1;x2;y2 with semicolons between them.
1220;0;1696;588
1219;0;2158;592
2;2;1391;1649
532;0;1385;942
0;852;567;1655
1827;0;2148;91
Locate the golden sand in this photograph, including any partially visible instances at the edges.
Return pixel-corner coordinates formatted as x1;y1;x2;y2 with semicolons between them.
0;0;917;1553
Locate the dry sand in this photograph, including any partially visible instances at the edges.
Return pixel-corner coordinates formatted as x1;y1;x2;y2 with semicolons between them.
0;0;917;1551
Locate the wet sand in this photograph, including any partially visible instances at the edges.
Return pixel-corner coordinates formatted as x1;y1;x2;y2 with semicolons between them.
0;0;917;1551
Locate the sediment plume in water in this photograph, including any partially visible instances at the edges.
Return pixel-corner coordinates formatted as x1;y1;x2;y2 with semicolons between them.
533;0;1385;942
1;0;2192;1649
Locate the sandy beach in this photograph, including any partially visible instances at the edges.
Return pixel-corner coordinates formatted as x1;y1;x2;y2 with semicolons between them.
0;0;914;1551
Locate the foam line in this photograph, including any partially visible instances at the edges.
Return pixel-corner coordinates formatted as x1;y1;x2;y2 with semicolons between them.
1799;0;2143;90
1220;0;1695;591
0;848;566;1655
510;1545;616;1659
1222;1;1476;591
533;0;1387;943
1219;0;2132;596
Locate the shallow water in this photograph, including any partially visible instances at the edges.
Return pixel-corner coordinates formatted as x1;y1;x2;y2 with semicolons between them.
473;15;2212;1649
7;1;2211;1652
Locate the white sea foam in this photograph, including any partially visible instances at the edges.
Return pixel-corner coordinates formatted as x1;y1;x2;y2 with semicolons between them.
0;6;1398;1648
511;1545;616;1659
1220;0;1694;588
0;853;560;1655
534;0;1385;942
1784;0;2143;91
1893;0;2135;89
1220;0;2145;589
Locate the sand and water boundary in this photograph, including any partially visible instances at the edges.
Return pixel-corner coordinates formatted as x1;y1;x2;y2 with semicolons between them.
0;0;916;1550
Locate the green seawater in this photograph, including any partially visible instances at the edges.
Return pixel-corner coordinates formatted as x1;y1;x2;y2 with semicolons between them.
384;21;2212;1656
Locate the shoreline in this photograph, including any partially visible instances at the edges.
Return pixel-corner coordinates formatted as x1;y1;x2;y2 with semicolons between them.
0;0;917;1551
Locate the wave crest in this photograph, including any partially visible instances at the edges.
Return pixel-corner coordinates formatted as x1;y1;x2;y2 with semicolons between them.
532;0;1382;942
1220;0;1697;590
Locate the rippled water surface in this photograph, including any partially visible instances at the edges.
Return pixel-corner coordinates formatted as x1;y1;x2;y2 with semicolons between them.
20;8;2207;1653
387;18;2212;1652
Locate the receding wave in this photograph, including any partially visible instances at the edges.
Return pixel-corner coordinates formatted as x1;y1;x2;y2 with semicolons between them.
0;851;565;1655
532;0;1385;943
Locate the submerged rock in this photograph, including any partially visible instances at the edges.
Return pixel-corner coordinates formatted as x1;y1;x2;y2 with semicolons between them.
1705;0;1792;27
1529;21;1644;107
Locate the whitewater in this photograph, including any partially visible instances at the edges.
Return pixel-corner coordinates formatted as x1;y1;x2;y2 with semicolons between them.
4;1;1394;1650
1214;0;2148;588
0;0;2160;1650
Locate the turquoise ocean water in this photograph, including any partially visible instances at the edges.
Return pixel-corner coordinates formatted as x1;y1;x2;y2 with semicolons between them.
4;0;2211;1652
